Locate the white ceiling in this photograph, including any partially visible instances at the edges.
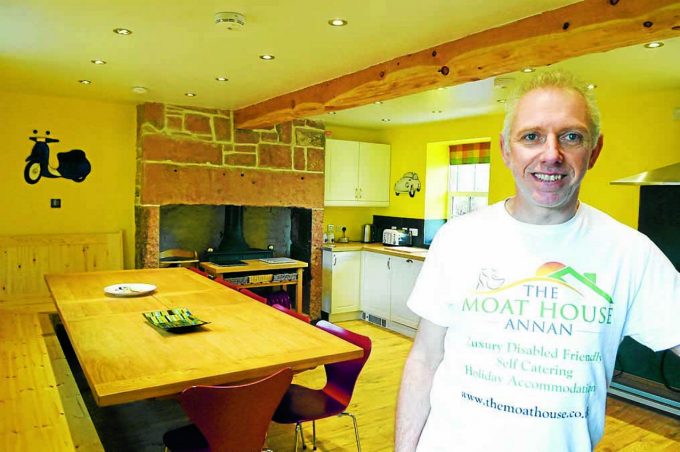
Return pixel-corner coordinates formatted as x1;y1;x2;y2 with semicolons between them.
1;0;677;129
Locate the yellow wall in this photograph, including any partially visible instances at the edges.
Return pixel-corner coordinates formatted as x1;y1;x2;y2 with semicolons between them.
378;114;506;219
0;91;137;268
325;87;680;232
424;142;452;219
4;86;672;263
579;87;680;227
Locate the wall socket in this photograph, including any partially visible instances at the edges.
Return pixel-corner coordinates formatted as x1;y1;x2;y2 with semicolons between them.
327;224;334;233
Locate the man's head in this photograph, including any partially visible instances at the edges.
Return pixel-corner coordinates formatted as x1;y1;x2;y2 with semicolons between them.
500;70;604;223
502;71;601;149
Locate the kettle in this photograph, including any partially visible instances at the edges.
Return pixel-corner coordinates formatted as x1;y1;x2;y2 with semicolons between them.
362;224;376;243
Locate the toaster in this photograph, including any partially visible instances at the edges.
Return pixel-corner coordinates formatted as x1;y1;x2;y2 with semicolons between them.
382;228;412;246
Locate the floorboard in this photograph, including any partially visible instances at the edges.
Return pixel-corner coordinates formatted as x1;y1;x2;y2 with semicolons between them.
55;319;679;451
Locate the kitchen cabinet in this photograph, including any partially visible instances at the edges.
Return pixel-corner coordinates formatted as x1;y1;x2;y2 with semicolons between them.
322;250;362;321
360;251;423;331
324;139;391;206
389;256;423;328
360;252;391;319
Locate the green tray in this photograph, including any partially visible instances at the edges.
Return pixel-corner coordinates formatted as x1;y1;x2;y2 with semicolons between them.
143;308;209;332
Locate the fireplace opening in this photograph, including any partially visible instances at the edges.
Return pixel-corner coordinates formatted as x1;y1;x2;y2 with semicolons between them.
159;204;313;311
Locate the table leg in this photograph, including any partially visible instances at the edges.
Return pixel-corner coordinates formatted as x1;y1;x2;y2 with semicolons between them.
296;268;303;313
200;264;217;278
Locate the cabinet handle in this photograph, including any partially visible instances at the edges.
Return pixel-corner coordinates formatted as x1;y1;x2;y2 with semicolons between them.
333;255;337;266
387;257;391;270
406;259;413;263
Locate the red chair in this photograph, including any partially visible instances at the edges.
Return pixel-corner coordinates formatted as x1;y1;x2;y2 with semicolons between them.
239;288;268;304
272;303;311;323
163;367;293;452
272;321;372;451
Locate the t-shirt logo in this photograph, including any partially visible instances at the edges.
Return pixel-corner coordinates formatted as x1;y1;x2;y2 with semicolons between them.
462;262;613;337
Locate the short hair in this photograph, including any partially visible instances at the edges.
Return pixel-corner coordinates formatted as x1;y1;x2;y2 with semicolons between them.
501;70;601;150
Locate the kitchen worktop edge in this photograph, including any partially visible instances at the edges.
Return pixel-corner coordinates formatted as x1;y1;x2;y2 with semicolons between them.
321;242;428;261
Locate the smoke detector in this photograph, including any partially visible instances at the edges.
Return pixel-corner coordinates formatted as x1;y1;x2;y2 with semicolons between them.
494;77;514;89
215;12;245;30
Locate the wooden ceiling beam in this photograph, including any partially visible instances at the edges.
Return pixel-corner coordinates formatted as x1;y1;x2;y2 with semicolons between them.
235;0;680;129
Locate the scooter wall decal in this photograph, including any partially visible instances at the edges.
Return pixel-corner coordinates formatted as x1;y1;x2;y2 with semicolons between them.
24;130;91;184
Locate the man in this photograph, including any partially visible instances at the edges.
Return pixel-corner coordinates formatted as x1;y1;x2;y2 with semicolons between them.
395;70;680;451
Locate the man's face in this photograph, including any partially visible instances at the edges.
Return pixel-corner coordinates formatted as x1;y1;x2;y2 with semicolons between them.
501;87;603;217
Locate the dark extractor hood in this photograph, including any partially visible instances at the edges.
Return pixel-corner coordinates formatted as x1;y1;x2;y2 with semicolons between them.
610;161;680;186
205;205;273;265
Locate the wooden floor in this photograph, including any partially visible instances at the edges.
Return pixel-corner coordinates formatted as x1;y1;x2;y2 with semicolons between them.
51;319;680;451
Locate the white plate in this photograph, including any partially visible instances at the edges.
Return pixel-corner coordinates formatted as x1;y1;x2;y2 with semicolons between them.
104;283;157;297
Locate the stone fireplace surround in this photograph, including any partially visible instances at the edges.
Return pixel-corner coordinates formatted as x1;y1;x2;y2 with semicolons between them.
135;102;326;317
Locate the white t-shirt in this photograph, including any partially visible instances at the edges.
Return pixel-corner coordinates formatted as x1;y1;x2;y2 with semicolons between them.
408;201;680;452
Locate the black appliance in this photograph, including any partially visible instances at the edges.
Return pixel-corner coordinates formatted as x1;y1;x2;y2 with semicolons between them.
205;206;273;265
610;171;680;417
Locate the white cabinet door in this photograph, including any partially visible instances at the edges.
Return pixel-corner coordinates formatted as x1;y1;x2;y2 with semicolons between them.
325;139;360;203
322;250;361;315
331;251;361;313
358;142;391;205
325;139;390;207
389;256;423;328
360;251;390;319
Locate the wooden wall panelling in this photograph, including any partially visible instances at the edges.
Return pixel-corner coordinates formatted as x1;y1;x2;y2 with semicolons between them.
0;232;124;307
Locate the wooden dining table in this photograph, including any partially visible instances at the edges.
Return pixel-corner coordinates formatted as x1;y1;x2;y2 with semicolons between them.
45;268;363;407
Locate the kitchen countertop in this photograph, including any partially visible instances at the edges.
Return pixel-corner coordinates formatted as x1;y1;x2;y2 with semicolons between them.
322;242;428;261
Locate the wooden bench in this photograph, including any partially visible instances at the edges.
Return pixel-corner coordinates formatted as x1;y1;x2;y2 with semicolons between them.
0;232;124;313
0;312;76;450
0;232;122;450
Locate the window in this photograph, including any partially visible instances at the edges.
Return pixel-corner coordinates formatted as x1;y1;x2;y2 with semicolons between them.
448;141;490;219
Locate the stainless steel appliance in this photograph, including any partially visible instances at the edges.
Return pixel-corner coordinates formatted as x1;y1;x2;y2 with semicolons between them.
382;228;412;246
362;224;376;243
610;165;680;417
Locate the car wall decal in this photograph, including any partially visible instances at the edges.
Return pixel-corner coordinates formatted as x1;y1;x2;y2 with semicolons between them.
394;171;421;197
24;130;91;184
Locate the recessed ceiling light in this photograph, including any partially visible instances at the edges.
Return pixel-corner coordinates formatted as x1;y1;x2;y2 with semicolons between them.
91;59;106;65
374;101;383;104
521;67;535;73
185;92;196;97
381;118;391;122
113;28;132;35
132;86;148;94
328;18;348;26
78;79;92;85
586;83;597;90
644;41;664;49
437;87;446;91
215;76;229;82
259;54;275;60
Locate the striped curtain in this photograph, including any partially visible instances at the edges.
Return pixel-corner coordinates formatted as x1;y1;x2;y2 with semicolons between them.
449;141;490;165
